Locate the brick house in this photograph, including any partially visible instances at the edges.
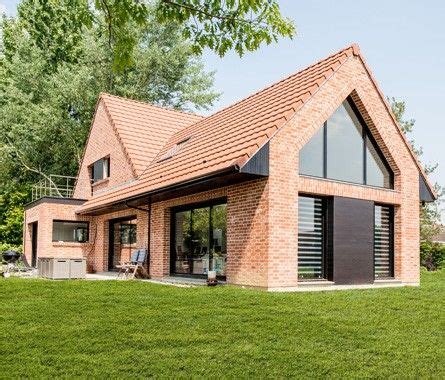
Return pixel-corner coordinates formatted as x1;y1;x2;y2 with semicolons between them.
23;44;436;289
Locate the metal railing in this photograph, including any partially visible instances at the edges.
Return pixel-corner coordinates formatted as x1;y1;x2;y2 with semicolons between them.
31;175;77;202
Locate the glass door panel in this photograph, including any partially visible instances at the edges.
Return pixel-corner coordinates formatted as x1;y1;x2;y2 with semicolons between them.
374;205;393;278
191;207;210;275
174;211;192;275
212;204;227;276
298;196;325;279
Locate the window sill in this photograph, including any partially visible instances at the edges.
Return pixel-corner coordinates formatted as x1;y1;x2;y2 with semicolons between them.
91;177;109;187
52;242;89;247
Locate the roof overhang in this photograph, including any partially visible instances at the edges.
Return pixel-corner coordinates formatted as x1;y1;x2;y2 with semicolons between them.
24;196;87;211
77;143;270;216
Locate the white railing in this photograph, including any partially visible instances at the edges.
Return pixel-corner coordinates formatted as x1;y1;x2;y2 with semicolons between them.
31;175;77;201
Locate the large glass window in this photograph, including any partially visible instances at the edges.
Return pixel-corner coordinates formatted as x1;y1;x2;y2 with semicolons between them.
299;126;324;177
299;98;393;189
326;102;364;183
374;205;394;278
298;196;326;280
172;202;227;278
52;221;89;243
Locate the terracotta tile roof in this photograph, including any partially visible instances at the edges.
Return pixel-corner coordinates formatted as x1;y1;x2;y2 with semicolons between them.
100;93;203;175
79;45;358;213
78;43;436;213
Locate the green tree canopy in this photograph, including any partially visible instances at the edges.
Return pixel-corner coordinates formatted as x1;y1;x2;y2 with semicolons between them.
389;97;443;242
18;0;296;72
0;1;220;246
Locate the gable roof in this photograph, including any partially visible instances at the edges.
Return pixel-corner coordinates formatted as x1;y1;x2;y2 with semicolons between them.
100;93;204;175
78;44;436;214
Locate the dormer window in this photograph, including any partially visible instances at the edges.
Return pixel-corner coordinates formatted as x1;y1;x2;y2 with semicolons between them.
90;157;110;183
157;137;191;162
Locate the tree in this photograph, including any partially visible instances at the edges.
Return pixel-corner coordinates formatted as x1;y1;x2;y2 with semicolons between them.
389;97;443;243
18;0;296;72
0;2;220;245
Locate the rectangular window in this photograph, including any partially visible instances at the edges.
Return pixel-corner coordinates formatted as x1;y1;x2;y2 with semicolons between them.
52;221;89;243
172;201;227;278
90;157;110;183
298;196;326;280
374;205;394;278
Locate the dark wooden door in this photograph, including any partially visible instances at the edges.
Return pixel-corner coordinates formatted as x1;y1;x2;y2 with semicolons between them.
31;222;38;267
332;197;374;284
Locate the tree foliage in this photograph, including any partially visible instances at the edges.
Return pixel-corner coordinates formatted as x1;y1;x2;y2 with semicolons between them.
18;0;295;72
0;1;220;246
389;97;443;244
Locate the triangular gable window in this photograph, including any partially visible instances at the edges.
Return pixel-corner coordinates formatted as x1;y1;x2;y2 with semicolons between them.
299;98;393;189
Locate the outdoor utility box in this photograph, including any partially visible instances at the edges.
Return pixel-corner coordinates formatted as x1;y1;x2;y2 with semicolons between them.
48;258;70;279
38;257;86;279
69;259;86;279
38;258;51;278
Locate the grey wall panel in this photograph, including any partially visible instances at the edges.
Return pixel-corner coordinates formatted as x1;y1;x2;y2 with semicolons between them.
332;196;374;284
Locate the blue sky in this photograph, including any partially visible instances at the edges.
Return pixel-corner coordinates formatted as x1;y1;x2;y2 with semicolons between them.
2;0;444;218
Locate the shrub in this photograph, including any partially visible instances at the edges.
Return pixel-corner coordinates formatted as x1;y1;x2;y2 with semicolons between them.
420;241;445;271
0;242;23;254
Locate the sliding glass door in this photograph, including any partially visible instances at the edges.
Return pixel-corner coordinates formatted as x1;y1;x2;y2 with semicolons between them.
172;202;227;278
298;196;326;280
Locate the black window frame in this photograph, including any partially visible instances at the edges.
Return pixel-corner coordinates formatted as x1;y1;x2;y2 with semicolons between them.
170;197;227;278
297;194;331;281
52;220;89;243
300;97;394;189
90;156;110;183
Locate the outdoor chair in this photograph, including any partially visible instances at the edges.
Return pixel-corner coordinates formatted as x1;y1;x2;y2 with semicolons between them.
116;249;140;279
117;249;148;279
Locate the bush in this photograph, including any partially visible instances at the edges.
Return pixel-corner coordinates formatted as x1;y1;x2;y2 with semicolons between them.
0;242;23;254
420;241;445;271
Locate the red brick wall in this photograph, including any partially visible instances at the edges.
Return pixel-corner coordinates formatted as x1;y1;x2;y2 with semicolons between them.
24;54;423;287
73;100;136;199
278;55;421;285
23;202;92;263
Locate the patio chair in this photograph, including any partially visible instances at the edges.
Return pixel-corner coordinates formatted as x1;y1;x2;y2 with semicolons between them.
125;249;148;280
116;249;140;279
117;249;148;279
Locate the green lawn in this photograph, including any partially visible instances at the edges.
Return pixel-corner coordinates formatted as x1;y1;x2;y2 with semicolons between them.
1;271;444;378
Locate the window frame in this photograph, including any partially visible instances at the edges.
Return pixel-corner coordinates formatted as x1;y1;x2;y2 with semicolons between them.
300;98;394;189
373;204;394;279
170;198;227;278
52;220;89;243
90;156;110;184
297;194;330;281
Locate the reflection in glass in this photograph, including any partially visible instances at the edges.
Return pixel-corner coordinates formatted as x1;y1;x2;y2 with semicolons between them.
327;102;363;184
299;126;324;177
366;138;392;188
172;203;227;278
174;211;191;275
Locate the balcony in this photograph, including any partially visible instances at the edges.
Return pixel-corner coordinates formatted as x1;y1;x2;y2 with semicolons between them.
31;175;77;202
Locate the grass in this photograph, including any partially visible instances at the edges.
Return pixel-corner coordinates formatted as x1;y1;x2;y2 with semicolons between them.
1;271;444;378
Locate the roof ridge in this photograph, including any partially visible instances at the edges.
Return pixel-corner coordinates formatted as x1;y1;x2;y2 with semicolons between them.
99;92;204;119
201;44;358;121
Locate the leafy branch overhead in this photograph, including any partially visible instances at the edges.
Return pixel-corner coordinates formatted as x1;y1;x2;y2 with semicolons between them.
25;0;295;71
155;0;296;56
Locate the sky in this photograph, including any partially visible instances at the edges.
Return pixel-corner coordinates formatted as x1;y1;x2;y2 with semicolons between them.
2;0;444;218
